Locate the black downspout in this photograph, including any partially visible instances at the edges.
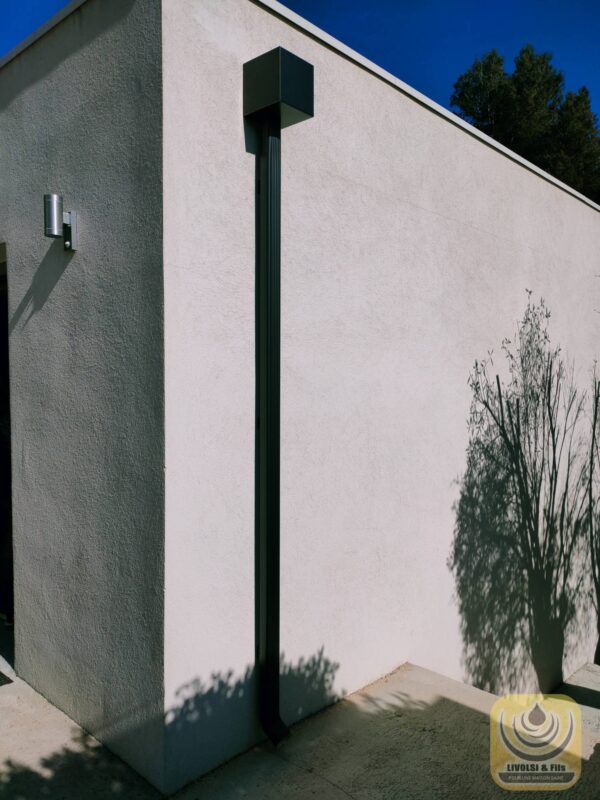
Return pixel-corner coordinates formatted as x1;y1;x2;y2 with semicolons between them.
243;48;314;744
255;110;287;743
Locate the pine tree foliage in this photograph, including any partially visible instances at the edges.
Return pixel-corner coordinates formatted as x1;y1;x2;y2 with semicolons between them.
451;45;600;203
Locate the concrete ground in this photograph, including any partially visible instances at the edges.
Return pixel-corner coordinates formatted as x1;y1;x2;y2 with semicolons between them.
2;651;600;799
0;665;160;799
177;663;600;800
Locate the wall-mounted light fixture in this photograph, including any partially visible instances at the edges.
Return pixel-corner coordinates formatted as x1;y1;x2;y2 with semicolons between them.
44;194;78;251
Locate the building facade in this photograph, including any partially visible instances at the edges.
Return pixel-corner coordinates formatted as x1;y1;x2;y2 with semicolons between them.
1;0;599;793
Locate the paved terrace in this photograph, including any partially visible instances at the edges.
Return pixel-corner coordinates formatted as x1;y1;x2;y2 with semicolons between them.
1;644;600;799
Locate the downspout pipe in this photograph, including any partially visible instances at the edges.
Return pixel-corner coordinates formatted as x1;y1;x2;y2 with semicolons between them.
243;47;314;744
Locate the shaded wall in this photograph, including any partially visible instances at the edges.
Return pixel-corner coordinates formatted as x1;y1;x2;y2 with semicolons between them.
0;247;12;623
0;0;165;787
162;0;600;789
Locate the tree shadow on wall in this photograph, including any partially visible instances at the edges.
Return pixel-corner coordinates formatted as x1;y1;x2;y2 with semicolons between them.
164;648;340;791
449;297;590;695
450;435;532;694
0;649;339;799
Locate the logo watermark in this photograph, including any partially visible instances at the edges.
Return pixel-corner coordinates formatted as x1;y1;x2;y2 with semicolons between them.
490;694;581;791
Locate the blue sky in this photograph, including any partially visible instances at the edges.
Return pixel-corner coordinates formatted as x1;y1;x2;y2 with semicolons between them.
2;0;599;117
0;0;72;58
281;0;600;117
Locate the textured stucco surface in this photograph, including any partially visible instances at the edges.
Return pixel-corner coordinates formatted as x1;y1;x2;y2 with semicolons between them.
2;0;600;793
0;0;165;788
163;0;256;789
162;0;600;790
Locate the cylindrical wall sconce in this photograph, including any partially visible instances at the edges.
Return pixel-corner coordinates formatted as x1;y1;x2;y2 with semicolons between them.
44;194;63;238
43;193;78;251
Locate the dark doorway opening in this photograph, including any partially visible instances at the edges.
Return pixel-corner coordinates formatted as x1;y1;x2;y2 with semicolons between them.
0;243;13;672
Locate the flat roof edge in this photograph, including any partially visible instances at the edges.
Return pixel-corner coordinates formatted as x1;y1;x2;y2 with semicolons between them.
252;0;600;214
0;0;89;71
2;0;597;213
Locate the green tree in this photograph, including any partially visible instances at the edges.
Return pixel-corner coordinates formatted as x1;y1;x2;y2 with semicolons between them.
451;45;600;203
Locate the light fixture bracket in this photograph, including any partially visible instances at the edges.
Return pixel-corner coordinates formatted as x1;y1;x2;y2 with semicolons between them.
62;210;78;251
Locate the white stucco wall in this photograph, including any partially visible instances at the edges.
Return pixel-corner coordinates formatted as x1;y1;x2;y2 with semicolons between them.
163;0;600;790
0;0;165;788
2;0;600;793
